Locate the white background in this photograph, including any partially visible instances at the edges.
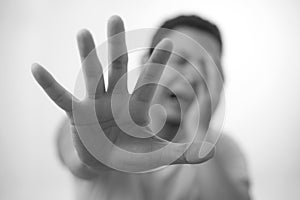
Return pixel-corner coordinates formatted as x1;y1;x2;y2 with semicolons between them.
0;0;299;199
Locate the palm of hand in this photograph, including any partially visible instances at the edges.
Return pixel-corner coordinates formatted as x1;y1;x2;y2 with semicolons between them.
71;84;178;172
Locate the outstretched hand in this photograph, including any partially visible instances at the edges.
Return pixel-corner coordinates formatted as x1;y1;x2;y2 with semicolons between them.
32;16;215;173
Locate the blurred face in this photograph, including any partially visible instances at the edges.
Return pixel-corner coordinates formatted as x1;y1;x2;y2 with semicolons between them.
151;26;222;125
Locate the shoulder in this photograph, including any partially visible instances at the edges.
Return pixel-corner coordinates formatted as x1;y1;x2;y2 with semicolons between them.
214;132;250;185
216;132;244;155
203;129;247;162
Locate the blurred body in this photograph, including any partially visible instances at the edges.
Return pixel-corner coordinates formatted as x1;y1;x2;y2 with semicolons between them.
58;16;251;200
33;15;251;200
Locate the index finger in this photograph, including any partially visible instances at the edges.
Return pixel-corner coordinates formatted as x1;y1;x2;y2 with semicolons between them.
77;29;105;99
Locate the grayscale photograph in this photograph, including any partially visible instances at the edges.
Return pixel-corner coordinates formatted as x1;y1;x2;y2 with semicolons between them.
0;0;299;200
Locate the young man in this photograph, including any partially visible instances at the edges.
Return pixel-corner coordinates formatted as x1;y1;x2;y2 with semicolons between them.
32;15;251;200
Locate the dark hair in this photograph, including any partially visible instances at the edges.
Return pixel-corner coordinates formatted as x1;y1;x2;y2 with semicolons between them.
149;14;225;80
149;15;223;56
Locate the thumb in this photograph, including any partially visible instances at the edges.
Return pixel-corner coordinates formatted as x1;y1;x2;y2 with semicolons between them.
172;141;215;164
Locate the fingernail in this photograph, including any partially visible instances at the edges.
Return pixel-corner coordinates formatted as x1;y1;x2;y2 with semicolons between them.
31;63;41;77
198;142;215;159
31;63;39;71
